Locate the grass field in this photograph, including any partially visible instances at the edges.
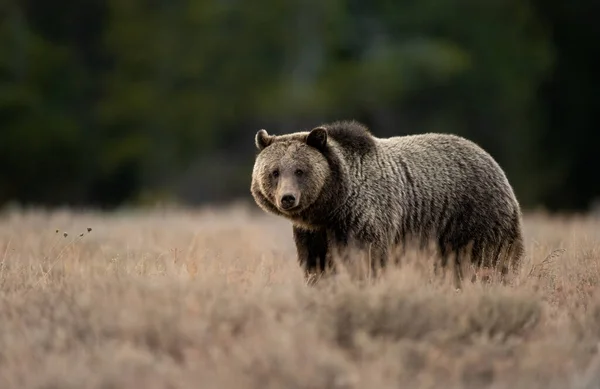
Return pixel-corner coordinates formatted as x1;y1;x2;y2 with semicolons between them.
0;204;599;389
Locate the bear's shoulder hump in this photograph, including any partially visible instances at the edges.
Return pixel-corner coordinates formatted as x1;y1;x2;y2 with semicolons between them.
325;120;376;155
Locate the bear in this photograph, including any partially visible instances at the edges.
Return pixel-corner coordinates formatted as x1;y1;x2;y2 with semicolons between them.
250;120;525;285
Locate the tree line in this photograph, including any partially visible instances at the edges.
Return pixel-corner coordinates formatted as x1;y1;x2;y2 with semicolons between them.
0;0;598;211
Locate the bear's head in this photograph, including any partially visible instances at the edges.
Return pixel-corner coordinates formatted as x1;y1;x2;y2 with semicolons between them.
251;127;331;218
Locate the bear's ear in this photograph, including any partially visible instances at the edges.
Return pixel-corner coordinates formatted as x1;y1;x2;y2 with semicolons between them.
306;127;328;151
255;129;273;151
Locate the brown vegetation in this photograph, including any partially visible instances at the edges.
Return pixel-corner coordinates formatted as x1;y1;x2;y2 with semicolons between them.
0;205;599;388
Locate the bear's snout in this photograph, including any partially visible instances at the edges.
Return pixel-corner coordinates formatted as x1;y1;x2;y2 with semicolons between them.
279;194;298;210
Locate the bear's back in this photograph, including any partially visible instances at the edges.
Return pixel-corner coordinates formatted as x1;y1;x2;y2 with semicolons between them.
376;132;513;196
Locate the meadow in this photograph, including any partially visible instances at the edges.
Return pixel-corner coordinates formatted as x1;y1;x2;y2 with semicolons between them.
0;204;599;389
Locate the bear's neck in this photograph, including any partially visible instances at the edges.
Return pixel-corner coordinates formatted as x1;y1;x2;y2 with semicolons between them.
294;173;353;230
290;141;358;230
297;189;350;228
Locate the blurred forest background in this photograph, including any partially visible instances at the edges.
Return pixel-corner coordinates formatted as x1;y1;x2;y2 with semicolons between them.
0;0;599;212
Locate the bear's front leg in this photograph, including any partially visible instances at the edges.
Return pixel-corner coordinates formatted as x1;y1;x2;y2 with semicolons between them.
292;226;329;282
369;243;390;278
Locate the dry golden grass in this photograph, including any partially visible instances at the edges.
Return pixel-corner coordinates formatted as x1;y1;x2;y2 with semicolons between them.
0;204;600;388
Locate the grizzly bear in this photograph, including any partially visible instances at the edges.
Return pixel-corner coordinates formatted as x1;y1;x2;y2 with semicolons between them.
250;120;525;284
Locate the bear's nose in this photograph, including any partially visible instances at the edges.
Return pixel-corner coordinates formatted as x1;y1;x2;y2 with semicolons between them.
280;194;297;210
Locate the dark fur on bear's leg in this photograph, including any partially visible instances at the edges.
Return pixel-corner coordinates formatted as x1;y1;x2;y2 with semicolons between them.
293;226;329;283
367;244;389;279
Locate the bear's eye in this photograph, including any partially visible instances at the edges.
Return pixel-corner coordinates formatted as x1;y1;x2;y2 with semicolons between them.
272;170;279;178
295;169;304;177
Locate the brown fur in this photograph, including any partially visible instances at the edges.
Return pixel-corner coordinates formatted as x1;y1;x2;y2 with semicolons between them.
250;120;525;284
